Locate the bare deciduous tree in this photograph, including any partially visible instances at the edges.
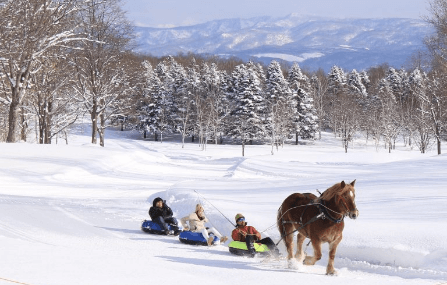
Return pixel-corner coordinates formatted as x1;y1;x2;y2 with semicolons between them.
0;0;81;142
72;0;134;146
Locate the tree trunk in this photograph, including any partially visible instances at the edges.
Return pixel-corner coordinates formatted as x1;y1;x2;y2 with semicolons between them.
242;141;245;157
435;126;441;155
6;96;20;143
99;110;105;147
44;100;52;144
91;106;98;144
143;130;147;139
20;108;27;142
191;135;194;142
296;132;299;145
154;132;158;141
39;114;45;144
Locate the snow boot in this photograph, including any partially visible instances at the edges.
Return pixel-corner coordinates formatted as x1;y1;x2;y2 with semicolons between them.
247;242;256;258
220;236;228;244
207;236;214;246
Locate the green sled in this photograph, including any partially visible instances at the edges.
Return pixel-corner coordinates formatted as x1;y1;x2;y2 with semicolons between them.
228;241;270;256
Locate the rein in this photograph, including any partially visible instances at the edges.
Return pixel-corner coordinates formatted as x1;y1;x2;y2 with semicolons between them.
275;196;347;246
317;200;345;224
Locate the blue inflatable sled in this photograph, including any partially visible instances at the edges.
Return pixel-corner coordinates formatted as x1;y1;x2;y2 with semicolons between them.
141;220;178;235
179;231;220;246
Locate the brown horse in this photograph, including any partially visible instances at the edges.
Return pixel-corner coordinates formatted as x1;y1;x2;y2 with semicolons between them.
277;180;359;275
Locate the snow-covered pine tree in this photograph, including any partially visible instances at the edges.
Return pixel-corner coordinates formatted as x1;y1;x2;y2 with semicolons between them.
265;61;293;154
139;60;175;142
296;88;318;140
386;67;405;105
288;63;318;143
327;65;346;96
227;63;264;156
326;65;347;136
347;69;367;99
185;58;201;144
137;61;160;140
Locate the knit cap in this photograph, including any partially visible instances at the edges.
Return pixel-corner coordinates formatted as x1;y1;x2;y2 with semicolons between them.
235;213;245;222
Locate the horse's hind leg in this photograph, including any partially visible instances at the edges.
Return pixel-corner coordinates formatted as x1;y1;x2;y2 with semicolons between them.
295;232;306;263
284;226;295;260
304;238;322;266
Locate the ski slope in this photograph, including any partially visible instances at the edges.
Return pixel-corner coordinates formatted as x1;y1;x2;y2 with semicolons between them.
0;125;446;285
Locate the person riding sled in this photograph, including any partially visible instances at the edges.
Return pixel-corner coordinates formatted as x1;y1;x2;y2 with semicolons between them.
149;197;180;235
181;204;228;246
232;213;280;257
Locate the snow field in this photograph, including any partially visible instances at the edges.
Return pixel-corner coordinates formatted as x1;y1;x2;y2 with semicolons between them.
0;126;446;285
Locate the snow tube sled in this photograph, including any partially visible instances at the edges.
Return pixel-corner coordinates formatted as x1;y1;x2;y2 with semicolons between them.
141;220;177;235
178;231;219;246
228;241;270;256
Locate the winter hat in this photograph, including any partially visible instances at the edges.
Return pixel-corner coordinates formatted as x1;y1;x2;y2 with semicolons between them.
235;213;245;222
153;197;163;207
195;204;204;212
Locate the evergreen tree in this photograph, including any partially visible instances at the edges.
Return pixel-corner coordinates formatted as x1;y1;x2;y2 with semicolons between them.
288;63;317;142
347;69;367;98
265;61;293;154
296;88;319;139
227;64;264;156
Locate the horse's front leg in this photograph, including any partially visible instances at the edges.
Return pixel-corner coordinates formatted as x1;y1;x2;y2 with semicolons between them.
326;234;342;275
304;238;322;266
295;232;306;263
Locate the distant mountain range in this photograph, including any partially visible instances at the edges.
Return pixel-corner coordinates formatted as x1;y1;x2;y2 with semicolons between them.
134;14;433;71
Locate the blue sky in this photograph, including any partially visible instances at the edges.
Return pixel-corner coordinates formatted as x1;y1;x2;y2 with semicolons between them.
123;0;430;27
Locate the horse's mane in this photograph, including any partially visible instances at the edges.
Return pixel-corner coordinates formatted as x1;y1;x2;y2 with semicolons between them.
319;182;353;201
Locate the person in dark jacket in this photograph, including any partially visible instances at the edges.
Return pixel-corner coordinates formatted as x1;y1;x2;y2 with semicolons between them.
232;213;280;258
149;197;180;235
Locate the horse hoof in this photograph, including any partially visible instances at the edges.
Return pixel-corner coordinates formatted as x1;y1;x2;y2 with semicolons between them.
288;259;300;270
326;270;338;276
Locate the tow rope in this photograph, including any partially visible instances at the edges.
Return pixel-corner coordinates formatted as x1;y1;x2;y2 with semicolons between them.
0;277;36;285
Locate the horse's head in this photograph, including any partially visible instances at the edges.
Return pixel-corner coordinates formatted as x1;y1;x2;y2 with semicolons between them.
338;180;359;220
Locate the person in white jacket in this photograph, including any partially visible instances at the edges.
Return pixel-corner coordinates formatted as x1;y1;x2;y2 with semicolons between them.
181;204;228;246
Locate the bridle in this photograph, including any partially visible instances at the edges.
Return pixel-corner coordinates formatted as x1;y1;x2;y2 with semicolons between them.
338;193;358;218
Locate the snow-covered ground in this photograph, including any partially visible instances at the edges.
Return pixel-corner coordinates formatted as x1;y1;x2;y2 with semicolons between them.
1;124;446;285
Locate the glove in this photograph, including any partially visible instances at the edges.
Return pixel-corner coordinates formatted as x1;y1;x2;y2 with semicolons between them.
184;227;190;231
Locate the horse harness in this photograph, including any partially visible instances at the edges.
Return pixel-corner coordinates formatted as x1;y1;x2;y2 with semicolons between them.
276;194;345;246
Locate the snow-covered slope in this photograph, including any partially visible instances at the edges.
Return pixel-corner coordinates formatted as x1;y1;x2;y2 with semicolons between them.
0;125;446;285
135;14;432;71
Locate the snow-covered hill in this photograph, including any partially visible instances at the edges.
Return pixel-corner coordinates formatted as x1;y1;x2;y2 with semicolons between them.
0;125;446;285
135;14;433;71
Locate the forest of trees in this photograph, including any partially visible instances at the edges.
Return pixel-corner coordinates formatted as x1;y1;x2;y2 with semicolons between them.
1;0;446;155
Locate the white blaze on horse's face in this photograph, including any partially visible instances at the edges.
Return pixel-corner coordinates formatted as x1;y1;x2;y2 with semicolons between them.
348;190;359;220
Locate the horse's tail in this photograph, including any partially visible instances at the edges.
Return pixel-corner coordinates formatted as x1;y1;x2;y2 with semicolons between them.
277;203;284;237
